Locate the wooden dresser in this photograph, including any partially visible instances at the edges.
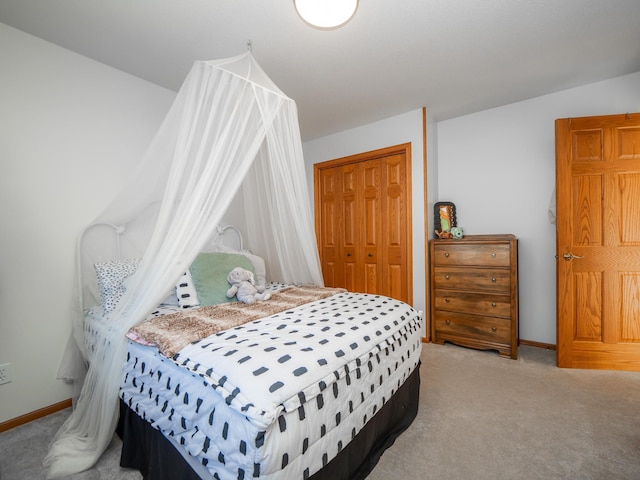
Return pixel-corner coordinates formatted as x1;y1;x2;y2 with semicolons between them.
430;234;518;359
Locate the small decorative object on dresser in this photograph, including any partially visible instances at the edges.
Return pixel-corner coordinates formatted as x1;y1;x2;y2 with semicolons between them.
429;234;518;359
450;226;464;239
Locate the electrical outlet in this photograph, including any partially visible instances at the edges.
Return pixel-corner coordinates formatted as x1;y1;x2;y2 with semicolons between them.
0;363;11;385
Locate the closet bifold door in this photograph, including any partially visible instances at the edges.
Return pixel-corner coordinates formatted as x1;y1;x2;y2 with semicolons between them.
314;144;412;304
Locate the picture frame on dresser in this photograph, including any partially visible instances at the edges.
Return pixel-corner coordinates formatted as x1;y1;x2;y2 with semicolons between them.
434;202;456;238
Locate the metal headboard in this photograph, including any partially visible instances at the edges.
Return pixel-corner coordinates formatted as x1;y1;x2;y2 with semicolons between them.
212;224;244;251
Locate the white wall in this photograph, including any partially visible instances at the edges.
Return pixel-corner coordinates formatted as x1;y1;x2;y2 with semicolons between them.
437;71;640;344
0;24;175;423
302;110;429;329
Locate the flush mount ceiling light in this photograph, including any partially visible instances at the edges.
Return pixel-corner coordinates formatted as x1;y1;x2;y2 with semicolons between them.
294;0;359;29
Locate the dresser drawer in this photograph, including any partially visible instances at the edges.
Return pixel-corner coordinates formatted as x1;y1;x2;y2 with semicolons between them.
433;267;511;293
432;243;511;267
434;311;511;344
434;289;512;317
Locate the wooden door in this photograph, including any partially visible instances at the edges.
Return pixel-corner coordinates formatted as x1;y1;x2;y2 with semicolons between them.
556;113;640;371
315;144;412;304
359;159;384;294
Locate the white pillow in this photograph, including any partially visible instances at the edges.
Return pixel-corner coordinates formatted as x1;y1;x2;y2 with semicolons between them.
94;258;140;313
175;269;199;308
160;290;180;306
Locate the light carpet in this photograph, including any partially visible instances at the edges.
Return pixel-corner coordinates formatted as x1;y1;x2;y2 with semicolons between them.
1;343;639;479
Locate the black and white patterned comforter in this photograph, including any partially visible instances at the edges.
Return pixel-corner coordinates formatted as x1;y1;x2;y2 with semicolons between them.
95;290;422;480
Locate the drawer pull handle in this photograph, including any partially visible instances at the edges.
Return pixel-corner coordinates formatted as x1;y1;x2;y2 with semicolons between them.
445;297;450;302
491;326;497;332
445;275;450;280
491;253;496;258
346;253;351;256
491;302;497;307
444;253;449;257
368;253;373;257
491;277;497;282
445;319;451;325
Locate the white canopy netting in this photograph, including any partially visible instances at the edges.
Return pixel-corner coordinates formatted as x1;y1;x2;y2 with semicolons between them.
44;52;323;478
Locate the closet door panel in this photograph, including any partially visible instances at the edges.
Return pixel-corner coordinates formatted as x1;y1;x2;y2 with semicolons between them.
318;168;341;287
362;160;382;294
383;154;408;300
388;264;403;302
342;164;359;289
344;262;357;293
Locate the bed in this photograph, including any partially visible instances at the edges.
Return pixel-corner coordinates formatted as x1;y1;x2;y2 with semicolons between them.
85;234;423;480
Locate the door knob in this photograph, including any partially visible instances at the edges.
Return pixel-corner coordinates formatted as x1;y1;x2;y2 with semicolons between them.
563;253;584;261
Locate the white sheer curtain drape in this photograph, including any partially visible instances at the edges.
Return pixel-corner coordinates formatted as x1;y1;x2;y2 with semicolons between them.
45;52;322;478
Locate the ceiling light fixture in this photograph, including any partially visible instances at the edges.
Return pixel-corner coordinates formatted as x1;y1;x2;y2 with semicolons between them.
294;0;358;29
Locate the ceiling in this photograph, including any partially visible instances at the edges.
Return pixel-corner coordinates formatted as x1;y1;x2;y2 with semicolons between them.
2;0;640;141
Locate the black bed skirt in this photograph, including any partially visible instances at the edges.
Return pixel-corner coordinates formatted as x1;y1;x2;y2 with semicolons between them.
117;363;421;480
